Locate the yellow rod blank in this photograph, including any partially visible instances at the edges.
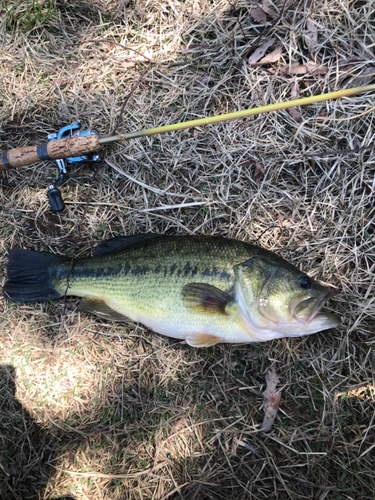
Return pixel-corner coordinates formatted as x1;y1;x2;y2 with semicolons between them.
98;84;375;145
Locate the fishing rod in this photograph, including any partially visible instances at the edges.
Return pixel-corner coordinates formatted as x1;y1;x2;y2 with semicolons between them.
1;84;374;210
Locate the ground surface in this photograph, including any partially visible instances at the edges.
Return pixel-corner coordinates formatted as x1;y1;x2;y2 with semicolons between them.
0;0;374;499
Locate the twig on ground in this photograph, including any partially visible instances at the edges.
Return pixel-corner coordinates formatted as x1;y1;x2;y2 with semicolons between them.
111;62;152;135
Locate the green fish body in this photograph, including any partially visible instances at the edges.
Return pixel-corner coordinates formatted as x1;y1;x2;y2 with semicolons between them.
4;234;340;347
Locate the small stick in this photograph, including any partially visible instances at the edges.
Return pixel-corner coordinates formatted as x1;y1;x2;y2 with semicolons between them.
111;62;152;135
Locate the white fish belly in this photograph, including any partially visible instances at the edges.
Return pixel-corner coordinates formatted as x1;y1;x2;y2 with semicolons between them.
102;285;260;344
118;307;258;343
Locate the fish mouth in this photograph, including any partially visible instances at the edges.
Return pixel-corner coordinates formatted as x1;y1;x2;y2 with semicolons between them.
292;289;334;324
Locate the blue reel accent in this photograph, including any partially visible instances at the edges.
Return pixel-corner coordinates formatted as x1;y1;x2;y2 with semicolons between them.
46;121;100;212
51;121;100;163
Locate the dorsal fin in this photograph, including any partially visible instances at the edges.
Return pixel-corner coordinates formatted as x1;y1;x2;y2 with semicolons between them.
94;234;157;256
182;283;232;315
79;296;129;321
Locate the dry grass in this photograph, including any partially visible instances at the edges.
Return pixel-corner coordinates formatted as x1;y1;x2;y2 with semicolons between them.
0;0;374;498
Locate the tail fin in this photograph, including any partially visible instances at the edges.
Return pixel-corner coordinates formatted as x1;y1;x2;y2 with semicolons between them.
3;249;65;302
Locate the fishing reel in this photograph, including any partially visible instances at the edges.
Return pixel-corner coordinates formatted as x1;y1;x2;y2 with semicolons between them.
47;121;100;212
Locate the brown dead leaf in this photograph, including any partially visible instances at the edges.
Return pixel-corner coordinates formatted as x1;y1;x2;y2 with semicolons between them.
254;161;265;181
280;62;328;75
291;81;299;99
178;43;210;52
304;19;318;53
288;107;303;122
3;465;17;476
307;63;329;75
249;38;276;65
50;79;68;87
257;46;282;64
194;74;211;88
349;66;375;87
168;416;194;438
136;342;145;356
58;102;70;115
249;6;267;24
120;60;134;68
170;416;185;434
260;0;278;18
246;350;260;361
240;160;252;168
63;301;79;312
286;64;308;75
335;59;370;85
118;0;130;6
260;366;281;432
9;465;17;476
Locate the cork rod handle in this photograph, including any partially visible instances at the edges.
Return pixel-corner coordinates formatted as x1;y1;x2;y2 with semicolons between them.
0;135;101;171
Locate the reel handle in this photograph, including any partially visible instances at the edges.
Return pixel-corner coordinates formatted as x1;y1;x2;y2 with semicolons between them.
0;135;101;171
47;186;65;212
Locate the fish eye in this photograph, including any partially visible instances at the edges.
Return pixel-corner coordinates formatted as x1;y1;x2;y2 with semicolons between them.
298;275;311;289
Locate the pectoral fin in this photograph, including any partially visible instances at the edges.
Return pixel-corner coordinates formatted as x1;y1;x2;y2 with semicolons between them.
79;296;129;322
186;333;222;348
182;283;232;315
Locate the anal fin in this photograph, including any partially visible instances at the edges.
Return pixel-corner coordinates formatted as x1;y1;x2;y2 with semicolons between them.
79;296;129;322
186;333;222;348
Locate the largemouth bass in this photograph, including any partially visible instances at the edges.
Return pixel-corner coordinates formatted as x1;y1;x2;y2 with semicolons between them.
3;234;340;347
